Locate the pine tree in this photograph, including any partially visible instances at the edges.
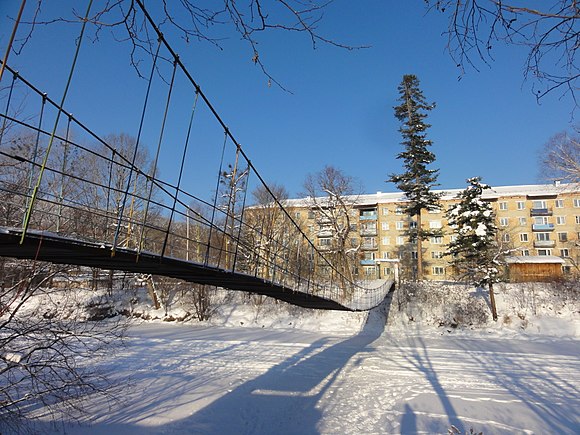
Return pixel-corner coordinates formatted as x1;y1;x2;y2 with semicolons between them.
446;177;500;321
388;74;441;280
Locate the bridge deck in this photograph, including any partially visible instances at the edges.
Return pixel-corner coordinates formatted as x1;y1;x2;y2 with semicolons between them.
0;229;391;311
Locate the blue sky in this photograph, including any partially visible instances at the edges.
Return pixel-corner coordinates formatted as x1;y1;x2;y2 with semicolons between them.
0;1;574;201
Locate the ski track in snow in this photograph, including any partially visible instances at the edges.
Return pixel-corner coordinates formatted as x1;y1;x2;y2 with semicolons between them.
30;322;579;435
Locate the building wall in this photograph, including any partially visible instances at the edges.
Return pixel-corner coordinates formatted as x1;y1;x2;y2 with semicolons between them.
287;184;580;281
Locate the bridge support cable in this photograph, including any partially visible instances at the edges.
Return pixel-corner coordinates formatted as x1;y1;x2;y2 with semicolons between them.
56;114;72;233
137;56;178;258
161;90;200;259
112;37;162;255
0;71;17;148
20;0;94;244
0;3;399;311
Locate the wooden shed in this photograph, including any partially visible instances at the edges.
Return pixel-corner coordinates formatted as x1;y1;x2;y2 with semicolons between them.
505;256;565;283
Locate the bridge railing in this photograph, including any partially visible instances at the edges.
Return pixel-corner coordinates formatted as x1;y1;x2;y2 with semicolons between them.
0;2;390;310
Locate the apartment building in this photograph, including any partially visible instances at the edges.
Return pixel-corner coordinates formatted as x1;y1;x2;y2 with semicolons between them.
286;183;580;281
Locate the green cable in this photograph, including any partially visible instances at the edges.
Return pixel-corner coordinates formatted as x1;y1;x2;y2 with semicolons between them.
20;0;94;244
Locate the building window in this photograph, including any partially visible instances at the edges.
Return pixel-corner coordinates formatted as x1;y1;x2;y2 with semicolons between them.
556;216;566;225
500;217;509;227
520;233;529;242
555;199;564;208
360;209;377;218
432;266;445;275
499;201;508;211
349;223;357;231
576;216;580;224
381;251;391;259
450;235;457;242
560;249;570;257
574;199;580;207
383;267;392;275
536;232;551;241
558;232;568;242
428;207;441;214
502;233;510;242
521;249;530;256
382;207;389;216
395;207;404;215
519;217;527;226
396;221;404;230
534;216;549;225
396;236;405;245
381;222;389;231
430;236;443;244
563;265;572;274
350;238;358;248
429;220;442;229
363;252;376;261
411;251;418;260
409;221;418;229
294;212;301;219
381;236;390;246
319;238;331;246
308;211;315;219
431;251;443;259
533;200;548;209
537;249;552;256
517;201;525;210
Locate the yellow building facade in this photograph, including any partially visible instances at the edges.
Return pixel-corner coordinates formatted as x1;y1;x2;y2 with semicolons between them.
286;183;580;281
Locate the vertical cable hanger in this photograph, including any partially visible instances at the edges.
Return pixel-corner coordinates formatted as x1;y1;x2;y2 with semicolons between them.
111;36;162;255
137;55;178;258
56;113;72;233
204;130;229;267
231;164;251;273
20;0;94;243
160;88;200;259
104;148;115;240
0;71;18;147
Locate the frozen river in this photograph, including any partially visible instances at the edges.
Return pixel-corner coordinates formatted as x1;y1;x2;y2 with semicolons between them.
39;322;579;434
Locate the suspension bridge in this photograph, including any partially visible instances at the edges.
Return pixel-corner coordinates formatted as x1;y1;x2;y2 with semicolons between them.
0;0;393;311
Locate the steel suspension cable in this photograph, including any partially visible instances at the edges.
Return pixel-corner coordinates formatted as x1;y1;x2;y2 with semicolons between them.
22;92;46;227
0;71;17;147
20;0;94;244
137;56;178;256
112;37;162;255
205;130;229;267
0;0;26;83
161;89;200;258
56;113;72;233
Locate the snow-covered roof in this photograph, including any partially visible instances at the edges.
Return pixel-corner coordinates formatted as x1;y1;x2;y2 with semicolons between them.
505;256;566;264
284;183;579;208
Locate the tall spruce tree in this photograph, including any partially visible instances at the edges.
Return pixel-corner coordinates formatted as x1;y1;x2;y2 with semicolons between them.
445;177;500;321
388;74;441;280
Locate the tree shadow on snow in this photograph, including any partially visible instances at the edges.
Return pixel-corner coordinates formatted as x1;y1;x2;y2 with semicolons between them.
158;296;394;434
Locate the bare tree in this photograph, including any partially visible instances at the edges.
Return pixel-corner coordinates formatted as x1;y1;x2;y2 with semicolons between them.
14;1;361;91
0;261;126;432
540;130;580;185
426;1;579;109
303;166;361;295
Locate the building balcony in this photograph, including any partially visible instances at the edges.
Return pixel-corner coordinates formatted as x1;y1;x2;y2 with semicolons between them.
359;214;377;221
317;230;333;237
360;259;376;265
530;208;552;216
533;240;555;248
532;224;555;231
360;228;377;236
361;243;378;250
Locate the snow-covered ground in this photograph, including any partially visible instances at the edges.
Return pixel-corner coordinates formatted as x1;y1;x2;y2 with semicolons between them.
23;281;579;435
29;322;579;435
